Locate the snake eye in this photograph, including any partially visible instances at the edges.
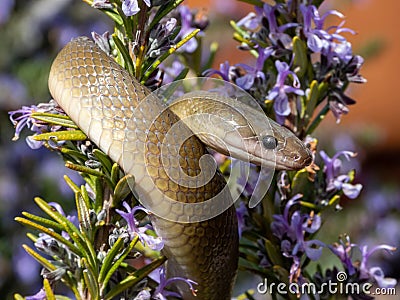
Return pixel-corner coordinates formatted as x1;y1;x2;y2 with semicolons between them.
261;135;278;149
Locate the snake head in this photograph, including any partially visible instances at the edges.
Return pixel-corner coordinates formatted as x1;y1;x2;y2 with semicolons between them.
265;119;313;170
168;91;312;171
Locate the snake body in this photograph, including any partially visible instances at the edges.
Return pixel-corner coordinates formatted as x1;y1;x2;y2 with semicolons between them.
48;37;312;299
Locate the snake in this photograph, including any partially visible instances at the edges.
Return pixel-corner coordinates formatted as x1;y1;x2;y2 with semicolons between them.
48;37;312;299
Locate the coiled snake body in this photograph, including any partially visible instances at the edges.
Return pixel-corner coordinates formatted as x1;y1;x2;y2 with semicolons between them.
48;37;312;299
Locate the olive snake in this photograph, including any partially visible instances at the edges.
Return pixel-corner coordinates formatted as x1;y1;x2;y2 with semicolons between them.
48;37;312;299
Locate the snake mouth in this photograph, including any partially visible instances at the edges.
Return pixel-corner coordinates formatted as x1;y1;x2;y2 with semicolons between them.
275;143;313;170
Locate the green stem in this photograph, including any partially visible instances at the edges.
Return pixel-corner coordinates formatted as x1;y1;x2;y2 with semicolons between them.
141;29;200;83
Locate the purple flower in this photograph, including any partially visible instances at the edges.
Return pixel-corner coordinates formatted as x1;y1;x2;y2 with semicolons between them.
239;4;298;47
9;101;64;149
25;288;46;300
329;236;397;288
329;235;357;275
122;0;150;17
262;4;298;49
319;150;362;199
92;31;110;54
300;4;355;64
267;60;304;123
271;195;325;281
359;244;397;288
236;11;261;31
153;266;197;299
328;98;348;123
235;47;273;90
116;202;164;251
177;6;199;53
161;59;185;84
203;61;235;82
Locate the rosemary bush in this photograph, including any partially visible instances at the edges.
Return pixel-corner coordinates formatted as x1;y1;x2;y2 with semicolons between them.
7;0;397;299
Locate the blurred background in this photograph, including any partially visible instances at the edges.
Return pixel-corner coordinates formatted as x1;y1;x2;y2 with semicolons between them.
0;0;399;298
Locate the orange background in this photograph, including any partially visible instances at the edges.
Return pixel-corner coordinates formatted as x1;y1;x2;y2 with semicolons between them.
186;0;400;153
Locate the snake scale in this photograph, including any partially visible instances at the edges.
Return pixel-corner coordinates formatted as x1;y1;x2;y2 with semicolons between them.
48;37;312;299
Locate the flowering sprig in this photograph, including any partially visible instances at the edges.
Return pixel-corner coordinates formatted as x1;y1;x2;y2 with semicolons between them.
115;201;164;251
271;194;325;282
152;267;197;299
205;1;396;298
320;150;362;199
322;235;397;296
11;1;207;299
8;101;66;149
208;1;366;131
267;60;305;123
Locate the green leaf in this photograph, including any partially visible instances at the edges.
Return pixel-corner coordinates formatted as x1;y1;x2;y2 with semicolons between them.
21;212;64;232
80;185;92;212
34;198;82;238
304;80;319;122
317;81;329;103
16;217;81;256
99;237;124;284
82;258;100;299
82;0;123;25
93;149;113;176
76;192;92;234
64;175;81;194
142;29;201;82
100;236;139;295
93;176;104;211
273;265;290;283
230;20;252;41
60;148;89;162
104;256;166;300
22;244;58;271
103;10;124;26
33;198;98;269
65;162;105;178
31;112;78;128
113;174;135;206
305;103;330;135
112;34;135;76
235;290;256;300
110;163;121;187
293;36;309;78
44;278;56;300
348;169;356;182
32;130;86;142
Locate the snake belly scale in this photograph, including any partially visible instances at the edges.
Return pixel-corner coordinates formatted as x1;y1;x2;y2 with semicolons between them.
48;37;239;299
